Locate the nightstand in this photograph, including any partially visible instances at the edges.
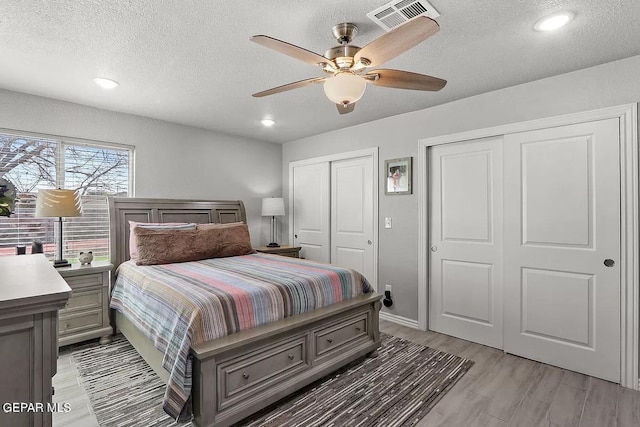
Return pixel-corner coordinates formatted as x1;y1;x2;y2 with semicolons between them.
255;245;302;258
56;261;113;347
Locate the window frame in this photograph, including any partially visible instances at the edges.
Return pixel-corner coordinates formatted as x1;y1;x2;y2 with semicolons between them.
0;127;136;194
0;127;135;260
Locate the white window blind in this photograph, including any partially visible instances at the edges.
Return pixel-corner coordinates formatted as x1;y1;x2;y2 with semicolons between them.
0;132;133;262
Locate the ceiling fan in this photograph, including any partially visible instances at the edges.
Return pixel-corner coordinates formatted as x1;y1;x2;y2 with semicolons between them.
250;16;446;114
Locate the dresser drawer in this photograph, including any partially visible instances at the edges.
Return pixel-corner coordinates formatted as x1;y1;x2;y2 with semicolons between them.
59;309;103;336
61;288;102;314
218;334;308;411
64;272;104;290
314;312;368;359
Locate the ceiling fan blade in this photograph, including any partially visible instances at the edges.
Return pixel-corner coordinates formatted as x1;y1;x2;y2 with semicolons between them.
354;17;439;67
251;35;330;67
336;103;355;114
252;77;326;97
366;69;446;91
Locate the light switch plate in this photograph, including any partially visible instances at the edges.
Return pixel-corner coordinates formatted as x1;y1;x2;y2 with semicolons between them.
385;217;392;229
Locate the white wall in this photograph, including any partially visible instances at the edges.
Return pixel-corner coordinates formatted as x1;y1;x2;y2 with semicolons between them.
0;89;282;245
283;54;640;322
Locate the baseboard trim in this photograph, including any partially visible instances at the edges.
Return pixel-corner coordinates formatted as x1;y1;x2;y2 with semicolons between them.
379;311;420;330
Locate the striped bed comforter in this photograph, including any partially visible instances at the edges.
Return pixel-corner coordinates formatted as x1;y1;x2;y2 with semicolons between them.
110;253;373;421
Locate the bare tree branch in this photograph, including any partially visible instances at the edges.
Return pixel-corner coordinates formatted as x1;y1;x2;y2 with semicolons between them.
1;137;128;195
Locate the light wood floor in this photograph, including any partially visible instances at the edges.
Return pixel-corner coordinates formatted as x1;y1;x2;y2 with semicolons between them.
52;320;640;427
380;321;640;427
53;350;99;427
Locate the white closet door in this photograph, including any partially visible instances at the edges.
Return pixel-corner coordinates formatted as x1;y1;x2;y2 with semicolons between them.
331;156;375;288
503;119;621;381
292;162;330;263
429;137;504;349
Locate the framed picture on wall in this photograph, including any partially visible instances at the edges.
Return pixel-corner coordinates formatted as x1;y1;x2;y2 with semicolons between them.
385;157;412;195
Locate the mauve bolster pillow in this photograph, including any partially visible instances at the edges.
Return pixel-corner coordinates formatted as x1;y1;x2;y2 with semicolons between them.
134;222;255;266
128;221;196;259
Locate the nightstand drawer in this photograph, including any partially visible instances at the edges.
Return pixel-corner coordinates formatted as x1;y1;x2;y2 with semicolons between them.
62;288;102;314
255;246;301;258
64;272;104;290
59;309;103;336
277;251;299;258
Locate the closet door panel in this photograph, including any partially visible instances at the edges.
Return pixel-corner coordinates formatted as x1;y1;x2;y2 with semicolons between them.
292;163;330;263
429;137;504;349
331;156;375;287
503;118;621;382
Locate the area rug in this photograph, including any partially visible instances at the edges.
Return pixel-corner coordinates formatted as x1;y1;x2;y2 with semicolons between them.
72;334;473;427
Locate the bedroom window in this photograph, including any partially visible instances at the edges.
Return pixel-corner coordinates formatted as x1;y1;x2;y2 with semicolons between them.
0;130;133;262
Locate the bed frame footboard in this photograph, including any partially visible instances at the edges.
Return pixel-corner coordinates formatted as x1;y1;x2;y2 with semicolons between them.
191;294;382;427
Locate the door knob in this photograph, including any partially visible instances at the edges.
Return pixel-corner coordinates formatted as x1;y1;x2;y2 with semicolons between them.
294;234;298;239
431;246;438;252
604;259;615;267
367;240;372;245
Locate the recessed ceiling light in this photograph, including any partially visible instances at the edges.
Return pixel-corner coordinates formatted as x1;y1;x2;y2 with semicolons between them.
93;77;119;89
534;12;574;32
261;119;275;127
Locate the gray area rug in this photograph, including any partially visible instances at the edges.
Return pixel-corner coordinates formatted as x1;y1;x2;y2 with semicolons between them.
72;334;473;427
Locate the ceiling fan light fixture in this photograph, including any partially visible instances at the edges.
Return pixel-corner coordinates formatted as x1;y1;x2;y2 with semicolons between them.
323;73;366;105
534;12;574;32
261;118;276;127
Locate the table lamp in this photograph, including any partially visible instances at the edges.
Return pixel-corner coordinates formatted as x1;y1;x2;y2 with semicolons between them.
261;197;285;248
35;189;82;268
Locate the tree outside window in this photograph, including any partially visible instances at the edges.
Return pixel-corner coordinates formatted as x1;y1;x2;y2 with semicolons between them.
0;133;133;261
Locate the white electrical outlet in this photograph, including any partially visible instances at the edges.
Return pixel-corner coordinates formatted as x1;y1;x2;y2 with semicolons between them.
385;217;392;229
385;284;392;294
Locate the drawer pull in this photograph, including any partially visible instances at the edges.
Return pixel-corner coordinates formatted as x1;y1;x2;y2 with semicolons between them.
355;326;361;332
327;338;333;344
287;353;295;360
242;373;250;380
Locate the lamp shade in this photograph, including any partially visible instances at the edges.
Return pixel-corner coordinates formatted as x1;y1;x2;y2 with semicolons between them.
323;73;367;105
261;197;285;216
35;189;82;218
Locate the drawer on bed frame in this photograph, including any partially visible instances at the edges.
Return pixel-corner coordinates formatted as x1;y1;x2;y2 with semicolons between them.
313;311;369;361
217;333;309;411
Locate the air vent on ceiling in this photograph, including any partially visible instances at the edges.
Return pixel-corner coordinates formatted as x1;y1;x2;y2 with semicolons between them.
367;0;440;31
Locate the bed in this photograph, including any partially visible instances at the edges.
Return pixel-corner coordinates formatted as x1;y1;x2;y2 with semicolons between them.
108;197;382;427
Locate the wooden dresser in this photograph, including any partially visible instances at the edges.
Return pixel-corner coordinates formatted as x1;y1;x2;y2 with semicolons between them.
0;254;71;427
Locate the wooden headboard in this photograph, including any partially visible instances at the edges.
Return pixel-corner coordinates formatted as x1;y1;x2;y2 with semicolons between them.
108;197;247;270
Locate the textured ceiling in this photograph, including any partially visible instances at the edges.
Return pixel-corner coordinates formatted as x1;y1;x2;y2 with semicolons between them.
1;1;639;143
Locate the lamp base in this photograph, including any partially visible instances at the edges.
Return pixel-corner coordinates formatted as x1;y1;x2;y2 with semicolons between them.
53;259;71;268
266;242;280;248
